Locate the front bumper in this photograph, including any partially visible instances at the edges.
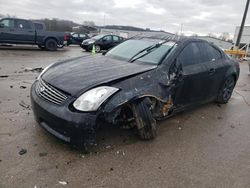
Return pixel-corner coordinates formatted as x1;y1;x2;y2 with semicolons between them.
30;81;97;149
80;43;92;50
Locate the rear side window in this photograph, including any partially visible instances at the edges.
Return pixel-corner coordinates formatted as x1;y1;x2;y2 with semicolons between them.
15;20;31;29
197;42;222;62
113;36;119;41
79;34;86;38
178;43;200;66
34;23;44;30
0;19;14;28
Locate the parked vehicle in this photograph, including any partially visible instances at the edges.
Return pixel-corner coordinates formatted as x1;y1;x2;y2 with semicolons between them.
81;34;124;52
0;18;67;51
31;36;240;151
67;32;89;46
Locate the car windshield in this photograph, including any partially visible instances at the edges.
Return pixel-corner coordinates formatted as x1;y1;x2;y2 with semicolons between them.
106;39;176;64
91;35;105;40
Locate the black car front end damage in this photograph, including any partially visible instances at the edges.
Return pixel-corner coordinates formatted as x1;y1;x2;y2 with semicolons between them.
31;67;174;150
31;36;240;151
30;54;163;150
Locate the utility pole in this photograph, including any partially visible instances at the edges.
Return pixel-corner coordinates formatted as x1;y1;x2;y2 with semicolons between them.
103;14;106;27
235;0;250;48
180;23;183;35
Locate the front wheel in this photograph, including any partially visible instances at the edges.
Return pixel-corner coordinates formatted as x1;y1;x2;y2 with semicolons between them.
132;98;157;140
95;45;101;53
216;76;235;104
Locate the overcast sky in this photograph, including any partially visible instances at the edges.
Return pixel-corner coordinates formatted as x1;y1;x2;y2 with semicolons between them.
0;0;249;36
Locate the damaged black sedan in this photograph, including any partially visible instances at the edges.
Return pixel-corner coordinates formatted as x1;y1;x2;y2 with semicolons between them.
31;36;240;151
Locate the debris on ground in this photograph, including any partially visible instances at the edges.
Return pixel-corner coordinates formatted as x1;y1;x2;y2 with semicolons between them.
217;104;221;108
20;86;27;89
10;85;13;88
116;150;125;156
58;181;68;185
19;148;27;155
19;101;30;109
105;145;112;149
110;167;114;171
217;116;223;120
79;154;85;158
39;152;48;157
24;67;43;73
178;126;182;130
230;125;235;128
0;75;9;78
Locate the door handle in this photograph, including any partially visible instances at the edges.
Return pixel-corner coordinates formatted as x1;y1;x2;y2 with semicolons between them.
208;68;215;75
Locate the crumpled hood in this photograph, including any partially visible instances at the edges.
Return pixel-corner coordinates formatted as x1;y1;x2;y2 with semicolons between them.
42;55;157;96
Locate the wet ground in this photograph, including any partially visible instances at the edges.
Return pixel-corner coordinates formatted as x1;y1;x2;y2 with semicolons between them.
0;45;250;188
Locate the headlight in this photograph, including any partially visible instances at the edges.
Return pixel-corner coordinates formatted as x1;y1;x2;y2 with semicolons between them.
73;86;119;112
37;64;53;80
88;40;95;44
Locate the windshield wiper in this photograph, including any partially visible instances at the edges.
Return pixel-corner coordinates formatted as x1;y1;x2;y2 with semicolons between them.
128;40;170;63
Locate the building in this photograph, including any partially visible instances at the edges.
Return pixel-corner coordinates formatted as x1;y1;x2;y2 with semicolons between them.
100;25;173;39
234;26;250;47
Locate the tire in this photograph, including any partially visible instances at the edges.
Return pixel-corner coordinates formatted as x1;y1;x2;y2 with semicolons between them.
132;98;157;140
95;45;101;53
57;44;64;48
45;39;57;51
216;76;235;104
38;45;45;50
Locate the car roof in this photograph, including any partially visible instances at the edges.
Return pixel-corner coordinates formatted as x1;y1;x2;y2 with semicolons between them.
130;34;208;44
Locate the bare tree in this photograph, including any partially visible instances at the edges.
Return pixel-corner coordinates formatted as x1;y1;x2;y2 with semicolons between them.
219;32;230;41
82;21;95;26
207;33;217;38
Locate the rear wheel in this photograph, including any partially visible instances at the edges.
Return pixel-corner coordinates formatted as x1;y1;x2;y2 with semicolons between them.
132;98;157;140
45;39;57;51
216;76;235;104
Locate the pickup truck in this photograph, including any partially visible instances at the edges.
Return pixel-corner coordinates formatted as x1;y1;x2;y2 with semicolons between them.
0;18;67;51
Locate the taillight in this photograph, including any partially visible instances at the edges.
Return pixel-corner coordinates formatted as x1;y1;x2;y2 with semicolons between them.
64;34;68;41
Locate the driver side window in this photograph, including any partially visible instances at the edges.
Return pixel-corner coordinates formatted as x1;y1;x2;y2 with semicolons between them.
178;43;200;66
103;35;112;41
0;19;14;28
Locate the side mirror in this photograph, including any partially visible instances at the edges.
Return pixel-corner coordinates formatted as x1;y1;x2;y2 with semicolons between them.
0;23;4;28
102;38;107;42
102;51;107;55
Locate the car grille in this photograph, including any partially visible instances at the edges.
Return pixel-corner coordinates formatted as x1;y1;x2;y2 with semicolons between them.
36;79;67;105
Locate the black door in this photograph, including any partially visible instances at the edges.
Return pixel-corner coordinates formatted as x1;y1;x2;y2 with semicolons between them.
0;18;15;42
112;35;121;47
173;42;215;107
101;35;113;50
198;43;228;99
13;19;35;43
